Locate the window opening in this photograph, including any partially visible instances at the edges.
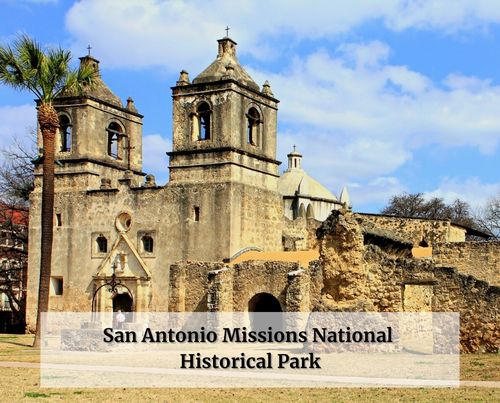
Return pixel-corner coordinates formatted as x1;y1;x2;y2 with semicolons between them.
197;102;211;140
59;115;72;152
96;235;108;253
247;107;260;145
142;235;154;253
107;122;123;159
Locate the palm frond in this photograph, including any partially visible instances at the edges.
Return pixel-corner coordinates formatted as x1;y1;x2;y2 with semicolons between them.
0;34;94;104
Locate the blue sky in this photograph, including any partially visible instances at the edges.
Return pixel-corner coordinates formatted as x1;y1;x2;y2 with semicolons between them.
0;0;499;212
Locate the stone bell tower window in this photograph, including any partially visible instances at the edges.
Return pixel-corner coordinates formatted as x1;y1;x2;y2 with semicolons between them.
196;102;211;141
247;107;260;146
107;122;124;159
59;114;72;152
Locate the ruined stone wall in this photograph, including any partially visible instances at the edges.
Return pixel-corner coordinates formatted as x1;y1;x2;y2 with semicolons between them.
432;267;499;353
282;217;321;251
317;210;499;352
169;262;224;312
168;260;321;313
356;213;466;246
433;241;500;286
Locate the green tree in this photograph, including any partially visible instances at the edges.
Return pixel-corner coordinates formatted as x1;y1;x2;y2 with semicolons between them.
0;35;95;346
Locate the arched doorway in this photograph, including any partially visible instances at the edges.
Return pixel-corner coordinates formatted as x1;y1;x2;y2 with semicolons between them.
248;293;282;312
113;293;133;324
248;293;283;331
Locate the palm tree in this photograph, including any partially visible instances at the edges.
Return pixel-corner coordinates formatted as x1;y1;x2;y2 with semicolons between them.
0;35;95;346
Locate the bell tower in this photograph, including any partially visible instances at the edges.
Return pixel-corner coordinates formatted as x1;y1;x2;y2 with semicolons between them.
45;54;144;189
167;36;283;260
169;36;279;186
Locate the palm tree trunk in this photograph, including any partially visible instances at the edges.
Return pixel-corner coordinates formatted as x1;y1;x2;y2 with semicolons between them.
33;103;58;348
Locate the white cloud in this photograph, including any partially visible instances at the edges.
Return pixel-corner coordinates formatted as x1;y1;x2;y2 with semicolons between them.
386;0;500;32
424;177;500;208
65;0;500;71
253;41;500;179
349;176;407;208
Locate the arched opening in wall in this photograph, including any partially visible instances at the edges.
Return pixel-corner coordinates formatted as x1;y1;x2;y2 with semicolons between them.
96;235;108;253
298;203;306;218
248;293;282;312
246;107;260;146
196;102;211;140
142;235;154;253
107;122;124;159
419;238;429;247
306;204;315;219
59;114;72;152
248;292;283;331
113;293;133;324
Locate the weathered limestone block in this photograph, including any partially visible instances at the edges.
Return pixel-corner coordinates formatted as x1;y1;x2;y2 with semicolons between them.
316;209;368;304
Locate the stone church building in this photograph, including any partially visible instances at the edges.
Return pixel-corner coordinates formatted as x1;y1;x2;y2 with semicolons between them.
26;36;343;325
26;37;498;352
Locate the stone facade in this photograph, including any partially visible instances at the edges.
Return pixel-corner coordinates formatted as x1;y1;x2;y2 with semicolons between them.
26;37;284;327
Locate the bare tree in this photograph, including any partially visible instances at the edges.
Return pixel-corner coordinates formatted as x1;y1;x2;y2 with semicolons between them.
0;134;34;332
475;194;500;238
381;192;477;228
0;133;36;206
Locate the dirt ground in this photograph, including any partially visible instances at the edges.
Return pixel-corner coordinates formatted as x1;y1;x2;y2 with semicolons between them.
0;334;498;402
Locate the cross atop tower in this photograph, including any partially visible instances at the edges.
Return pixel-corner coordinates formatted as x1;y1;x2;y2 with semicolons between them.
87;44;92;56
225;26;230;37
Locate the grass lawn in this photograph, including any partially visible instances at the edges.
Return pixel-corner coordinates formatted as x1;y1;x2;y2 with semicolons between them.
0;334;498;402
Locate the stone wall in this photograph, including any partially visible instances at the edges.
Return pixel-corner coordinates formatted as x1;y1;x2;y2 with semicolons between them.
356;213;466;246
317;209;499;352
282;217;321;251
168;260;322;313
433;241;500;286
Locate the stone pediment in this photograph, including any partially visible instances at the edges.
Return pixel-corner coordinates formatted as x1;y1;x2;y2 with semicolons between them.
95;233;151;279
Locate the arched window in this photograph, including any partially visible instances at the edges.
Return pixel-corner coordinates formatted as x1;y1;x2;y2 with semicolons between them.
107;122;124;159
96;235;108;253
306;204;315;219
246;107;260;146
59;115;72;152
419;238;429;247
142;235;154;253
197;102;211;140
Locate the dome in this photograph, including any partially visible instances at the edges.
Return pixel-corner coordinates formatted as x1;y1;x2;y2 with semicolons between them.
61;55;123;108
278;148;338;201
192;37;260;91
